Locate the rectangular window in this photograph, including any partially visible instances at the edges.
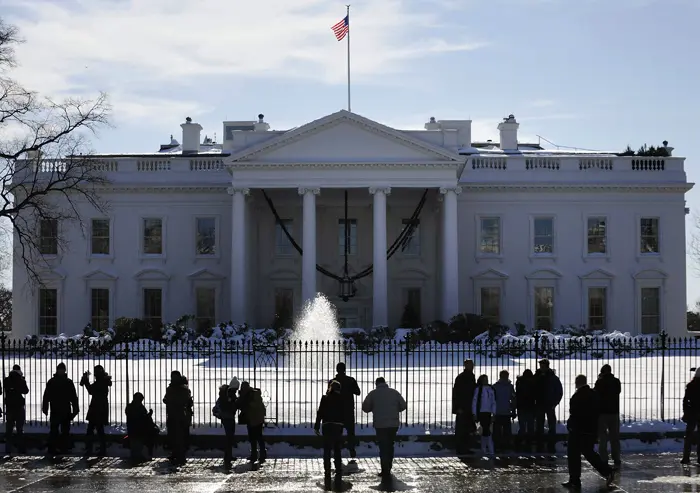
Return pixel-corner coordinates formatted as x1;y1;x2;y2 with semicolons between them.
338;219;358;255
534;287;554;331
91;219;110;255
90;288;110;331
640;218;659;254
479;217;501;254
38;288;58;335
196;217;216;255
273;288;294;329
143;288;163;329
400;288;422;328
401;219;421;255
533;217;554;254
338;308;361;329
480;287;501;325
587;287;606;331
143;218;163;255
39;219;58;255
275;219;294;256
195;287;216;332
641;287;660;334
587;217;607;255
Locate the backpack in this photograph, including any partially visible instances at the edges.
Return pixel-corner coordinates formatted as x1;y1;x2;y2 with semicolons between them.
248;391;267;424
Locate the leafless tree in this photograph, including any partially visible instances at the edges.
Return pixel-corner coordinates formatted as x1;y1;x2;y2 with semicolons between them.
0;18;111;285
0;285;10;331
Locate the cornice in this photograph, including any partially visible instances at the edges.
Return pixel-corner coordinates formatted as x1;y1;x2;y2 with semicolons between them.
98;185;230;193
460;183;694;193
229;161;460;171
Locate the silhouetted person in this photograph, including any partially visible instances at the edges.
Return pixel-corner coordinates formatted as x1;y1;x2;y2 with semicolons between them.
594;364;621;466
42;362;79;455
493;370;516;451
237;381;267;464
4;364;29;455
125;392;159;464
472;374;496;455
682;368;700;464
516;369;536;451
80;364;112;456
362;377;407;489
534;359;563;452
315;380;346;490
213;377;240;470
452;359;477;454
563;374;615;490
330;362;361;467
163;370;193;465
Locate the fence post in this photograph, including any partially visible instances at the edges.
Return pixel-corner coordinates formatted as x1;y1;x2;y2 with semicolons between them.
124;340;130;415
660;331;667;422
1;333;6;422
252;341;258;389
404;335;410;427
533;331;541;366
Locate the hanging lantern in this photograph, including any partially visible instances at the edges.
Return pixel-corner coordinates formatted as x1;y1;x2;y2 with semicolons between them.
338;275;357;302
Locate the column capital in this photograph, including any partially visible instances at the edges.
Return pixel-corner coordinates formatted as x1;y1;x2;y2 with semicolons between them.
298;187;320;196
227;187;250;196
439;186;463;195
369;186;391;195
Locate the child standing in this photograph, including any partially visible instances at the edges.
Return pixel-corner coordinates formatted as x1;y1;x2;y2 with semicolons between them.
472;374;497;455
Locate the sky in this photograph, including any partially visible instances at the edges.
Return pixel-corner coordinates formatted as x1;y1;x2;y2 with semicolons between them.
1;0;700;303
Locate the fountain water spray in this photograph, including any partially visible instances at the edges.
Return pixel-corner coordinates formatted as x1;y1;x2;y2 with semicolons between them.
289;294;345;368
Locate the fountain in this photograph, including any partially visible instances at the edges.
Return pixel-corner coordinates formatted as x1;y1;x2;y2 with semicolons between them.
289;293;345;368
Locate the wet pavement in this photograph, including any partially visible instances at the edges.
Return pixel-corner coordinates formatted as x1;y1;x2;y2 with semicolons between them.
0;453;700;492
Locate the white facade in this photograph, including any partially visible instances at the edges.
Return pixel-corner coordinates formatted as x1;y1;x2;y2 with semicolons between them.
11;111;692;337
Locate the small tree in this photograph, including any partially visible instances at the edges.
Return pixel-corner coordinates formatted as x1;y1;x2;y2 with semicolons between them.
399;303;421;328
0;286;10;331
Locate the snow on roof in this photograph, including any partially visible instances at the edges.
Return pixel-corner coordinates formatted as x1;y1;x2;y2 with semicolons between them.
459;146;618;157
92;144;226;158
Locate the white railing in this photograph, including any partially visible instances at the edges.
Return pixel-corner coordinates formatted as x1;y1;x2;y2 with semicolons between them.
466;156;680;174
190;158;225;171
471;157;507;170
137;159;171;172
579;158;613;171
525;157;561;170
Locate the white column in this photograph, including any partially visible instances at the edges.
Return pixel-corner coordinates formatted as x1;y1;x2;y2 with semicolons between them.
228;187;249;325
299;187;320;305
440;186;462;321
370;186;391;327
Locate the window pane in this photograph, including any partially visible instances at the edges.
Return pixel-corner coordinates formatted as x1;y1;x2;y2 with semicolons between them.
195;287;216;331
143;288;163;328
39;288;58;335
480;287;501;325
401;219;421;255
587;217;607;254
91;219;110;255
641;287;660;334
479;218;500;254
533;218;554;254
640;218;659;254
143;218;163;254
534;287;554;331
39;219;58;255
275;219;294;256
587;287;606;331
400;288;422;328
338;308;360;329
196;217;216;255
91;288;110;331
338;219;357;255
273;288;294;328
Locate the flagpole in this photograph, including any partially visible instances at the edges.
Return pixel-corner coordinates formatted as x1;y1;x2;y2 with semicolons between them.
346;4;351;112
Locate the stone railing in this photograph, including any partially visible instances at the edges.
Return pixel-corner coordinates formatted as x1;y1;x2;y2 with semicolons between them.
466;156;681;174
190;157;225;171
137;159;171;172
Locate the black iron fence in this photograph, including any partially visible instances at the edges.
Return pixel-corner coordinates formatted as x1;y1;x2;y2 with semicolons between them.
0;333;697;432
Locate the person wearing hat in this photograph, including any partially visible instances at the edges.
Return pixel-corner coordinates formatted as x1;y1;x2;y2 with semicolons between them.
4;364;29;455
80;364;113;456
213;377;240;470
681;368;700;464
315;380;346;490
42;362;79;455
594;364;622;467
534;359;563;453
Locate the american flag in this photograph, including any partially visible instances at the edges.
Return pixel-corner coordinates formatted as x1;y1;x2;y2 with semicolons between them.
332;15;349;41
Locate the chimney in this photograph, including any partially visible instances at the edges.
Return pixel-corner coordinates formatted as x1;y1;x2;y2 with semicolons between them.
254;114;270;132
424;116;440;131
181;116;203;154
663;140;674;156
497;114;519;151
438;120;472;148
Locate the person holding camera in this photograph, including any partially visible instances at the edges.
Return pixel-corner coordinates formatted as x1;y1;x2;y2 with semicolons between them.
80;364;113;456
42;362;79;455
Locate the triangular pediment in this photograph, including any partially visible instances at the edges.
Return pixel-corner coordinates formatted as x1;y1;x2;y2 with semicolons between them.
579;268;615;280
83;269;118;281
472;268;509;280
134;268;170;281
526;268;562;280
633;268;668;280
187;268;225;280
229;110;463;164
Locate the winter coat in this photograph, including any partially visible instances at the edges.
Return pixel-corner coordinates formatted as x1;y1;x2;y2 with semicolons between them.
472;384;497;416
594;373;621;414
315;391;346;431
213;393;238;422
493;379;516;416
3;370;29;410
330;373;361;418
82;373;112;425
683;379;700;420
534;368;563;409
163;382;194;423
452;370;477;415
42;373;79;420
515;374;537;412
237;388;266;426
567;385;599;435
125;401;158;438
362;383;407;429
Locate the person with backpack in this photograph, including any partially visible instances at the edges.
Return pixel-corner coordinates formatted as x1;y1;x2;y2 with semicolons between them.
125;392;159;464
330;362;361;468
472;374;497;456
681;368;700;464
315;380;346;491
4;364;29;455
515;369;537;451
452;359;477;454
534;359;563;453
42;362;80;455
163;370;193;466
237;381;266;465
594;364;622;467
213;377;240;470
493;370;516;451
80;364;113;457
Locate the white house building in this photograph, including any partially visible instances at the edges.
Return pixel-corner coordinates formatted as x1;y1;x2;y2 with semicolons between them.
11;110;692;337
